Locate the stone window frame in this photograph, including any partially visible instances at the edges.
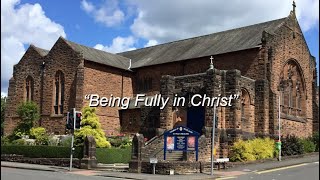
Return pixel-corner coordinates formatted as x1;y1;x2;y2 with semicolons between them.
52;70;65;115
240;88;251;120
25;76;34;102
279;59;306;120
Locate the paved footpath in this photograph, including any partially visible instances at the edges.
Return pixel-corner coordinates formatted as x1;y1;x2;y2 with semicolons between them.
1;153;319;180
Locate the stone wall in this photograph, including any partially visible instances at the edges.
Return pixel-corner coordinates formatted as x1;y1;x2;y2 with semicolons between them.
1;155;81;168
82;60;133;136
267;12;316;138
133;48;261;96
4;46;44;135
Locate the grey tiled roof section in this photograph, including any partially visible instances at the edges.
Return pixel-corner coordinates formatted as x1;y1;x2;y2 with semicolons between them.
33;46;49;56
65;39;131;70
119;18;286;68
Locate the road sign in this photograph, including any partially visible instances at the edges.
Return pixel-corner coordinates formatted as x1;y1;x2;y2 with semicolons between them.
150;157;158;164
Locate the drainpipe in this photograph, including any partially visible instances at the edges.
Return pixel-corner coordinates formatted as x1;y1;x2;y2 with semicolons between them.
39;61;45;126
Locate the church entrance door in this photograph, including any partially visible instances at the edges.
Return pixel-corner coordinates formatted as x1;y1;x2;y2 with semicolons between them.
187;106;205;135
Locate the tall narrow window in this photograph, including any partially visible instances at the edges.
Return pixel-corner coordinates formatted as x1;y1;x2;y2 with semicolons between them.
241;89;250;119
279;60;306;117
53;71;64;114
25;76;34;101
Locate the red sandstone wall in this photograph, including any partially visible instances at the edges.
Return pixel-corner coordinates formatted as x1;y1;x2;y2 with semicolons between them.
134;48;260;96
83;61;133;136
39;38;83;134
4;46;44;135
269;12;315;138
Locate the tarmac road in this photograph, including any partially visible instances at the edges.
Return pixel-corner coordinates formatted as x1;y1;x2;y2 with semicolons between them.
1;167;124;180
218;161;319;180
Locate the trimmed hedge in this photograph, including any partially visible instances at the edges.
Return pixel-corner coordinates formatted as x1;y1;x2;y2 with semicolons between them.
1;145;83;159
96;147;131;164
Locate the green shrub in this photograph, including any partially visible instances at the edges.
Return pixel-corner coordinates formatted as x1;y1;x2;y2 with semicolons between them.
47;136;60;146
230;139;255;162
1;96;6;136
29;127;49;145
230;138;275;162
312;132;319;152
251;137;275;160
15;101;40;134
74;107;111;148
281;135;304;156
1;145;83;159
300;138;316;153
96;147;131;164
11;139;26;145
108;136;132;148
59;136;72;147
1;136;11;145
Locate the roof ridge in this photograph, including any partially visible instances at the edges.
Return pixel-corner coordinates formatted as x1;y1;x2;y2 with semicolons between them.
65;39;130;60
119;17;286;54
30;45;49;56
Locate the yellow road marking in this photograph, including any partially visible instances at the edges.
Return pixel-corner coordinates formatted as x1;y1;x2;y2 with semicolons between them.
255;163;308;174
215;176;236;180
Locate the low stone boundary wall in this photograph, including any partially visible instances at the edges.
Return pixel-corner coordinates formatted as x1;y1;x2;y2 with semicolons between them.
141;161;201;175
1;154;81;168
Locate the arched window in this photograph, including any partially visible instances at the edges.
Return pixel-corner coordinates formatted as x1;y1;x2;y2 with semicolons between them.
241;89;252;132
279;60;305;117
25;76;34;101
53;71;64;114
241;89;250;119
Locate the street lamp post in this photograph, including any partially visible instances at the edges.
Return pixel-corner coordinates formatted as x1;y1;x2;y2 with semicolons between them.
278;93;281;161
278;81;284;161
211;104;216;176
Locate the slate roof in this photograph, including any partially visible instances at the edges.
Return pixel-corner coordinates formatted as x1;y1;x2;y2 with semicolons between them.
65;39;131;70
28;17;287;71
32;45;49;56
119;17;287;68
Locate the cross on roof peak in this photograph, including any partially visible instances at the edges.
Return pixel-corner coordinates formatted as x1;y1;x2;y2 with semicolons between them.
209;56;214;70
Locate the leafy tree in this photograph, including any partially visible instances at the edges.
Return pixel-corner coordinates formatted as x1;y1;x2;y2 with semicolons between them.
74;107;111;148
1;96;6;136
15;101;40;135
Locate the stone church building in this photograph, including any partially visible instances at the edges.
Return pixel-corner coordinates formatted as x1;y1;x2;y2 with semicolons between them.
4;8;318;159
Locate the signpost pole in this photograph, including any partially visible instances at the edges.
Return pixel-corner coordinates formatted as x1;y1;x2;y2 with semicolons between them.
69;108;76;171
278;95;281;161
211;104;216;176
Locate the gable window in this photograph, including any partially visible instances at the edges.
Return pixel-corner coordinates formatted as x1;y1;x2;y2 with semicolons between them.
53;71;64;114
25;76;34;101
279;60;305;117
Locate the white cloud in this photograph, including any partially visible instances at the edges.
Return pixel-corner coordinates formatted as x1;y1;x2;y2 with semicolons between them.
295;0;319;32
81;0;94;13
81;0;125;27
128;0;318;43
144;39;158;47
94;36;136;53
1;0;66;96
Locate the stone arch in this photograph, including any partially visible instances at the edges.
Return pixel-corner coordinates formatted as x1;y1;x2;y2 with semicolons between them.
241;88;254;133
25;75;34;101
279;59;306;117
53;70;65;114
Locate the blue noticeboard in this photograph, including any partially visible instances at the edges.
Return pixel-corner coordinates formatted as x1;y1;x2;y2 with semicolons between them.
163;126;200;161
